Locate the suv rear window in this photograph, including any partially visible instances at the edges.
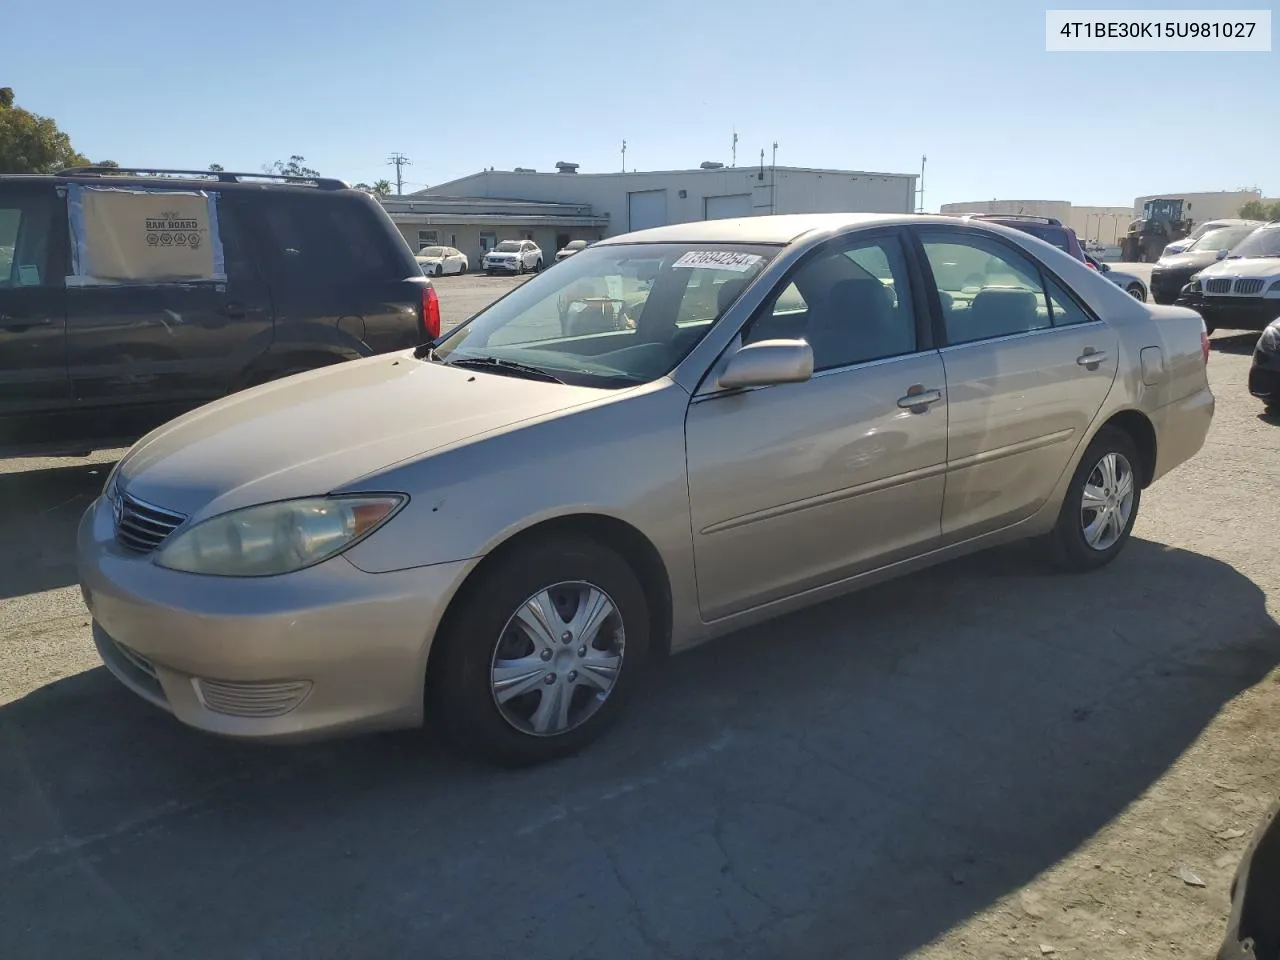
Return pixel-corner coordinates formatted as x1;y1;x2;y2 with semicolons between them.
999;221;1071;253
262;195;404;285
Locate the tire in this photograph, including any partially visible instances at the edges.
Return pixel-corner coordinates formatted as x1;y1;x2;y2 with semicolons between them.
434;264;443;277
459;263;467;275
534;259;543;273
431;537;651;767
1126;283;1145;301
1044;426;1142;572
1205;323;1216;335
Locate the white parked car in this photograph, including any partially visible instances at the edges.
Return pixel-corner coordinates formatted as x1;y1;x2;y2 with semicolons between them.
417;246;468;277
1162;219;1255;258
484;240;543;275
555;239;590;263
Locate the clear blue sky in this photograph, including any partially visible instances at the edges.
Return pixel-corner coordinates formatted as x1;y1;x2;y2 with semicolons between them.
7;0;1275;208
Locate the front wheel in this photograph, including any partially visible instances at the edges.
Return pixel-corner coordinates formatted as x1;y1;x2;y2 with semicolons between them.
1126;283;1145;301
534;259;543;273
1044;426;1142;572
431;537;651;766
434;264;443;277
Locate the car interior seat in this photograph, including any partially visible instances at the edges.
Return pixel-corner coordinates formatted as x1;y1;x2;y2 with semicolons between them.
805;278;912;368
962;287;1040;343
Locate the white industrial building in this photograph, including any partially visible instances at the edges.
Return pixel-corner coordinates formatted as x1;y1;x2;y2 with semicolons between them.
1131;190;1278;222
384;162;918;263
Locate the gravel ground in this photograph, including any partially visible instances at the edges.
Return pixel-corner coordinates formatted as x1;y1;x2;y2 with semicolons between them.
1;271;1277;959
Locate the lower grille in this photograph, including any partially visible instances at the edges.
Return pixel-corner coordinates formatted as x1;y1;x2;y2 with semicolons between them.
1235;279;1264;296
193;678;313;718
1205;278;1232;294
115;494;187;553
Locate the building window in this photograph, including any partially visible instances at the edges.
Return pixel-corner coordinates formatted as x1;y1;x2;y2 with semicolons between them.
417;230;438;250
479;232;497;254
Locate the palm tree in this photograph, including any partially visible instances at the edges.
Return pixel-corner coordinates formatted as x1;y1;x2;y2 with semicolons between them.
373;179;392;196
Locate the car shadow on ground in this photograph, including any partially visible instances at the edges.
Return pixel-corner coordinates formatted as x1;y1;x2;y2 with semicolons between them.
1211;332;1261;356
2;537;1278;959
0;460;115;600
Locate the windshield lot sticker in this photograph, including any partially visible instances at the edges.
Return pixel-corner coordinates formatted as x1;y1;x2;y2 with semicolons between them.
17;264;40;286
672;251;763;272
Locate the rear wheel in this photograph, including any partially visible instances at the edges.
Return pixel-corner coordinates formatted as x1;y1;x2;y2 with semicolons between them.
1044;426;1141;572
431;537;651;767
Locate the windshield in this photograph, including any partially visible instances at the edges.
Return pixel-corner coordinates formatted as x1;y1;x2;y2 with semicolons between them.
419;246;445;258
432;242;779;387
566;240;588;250
1188;226;1258;253
1228;226;1280;259
495;241;523;252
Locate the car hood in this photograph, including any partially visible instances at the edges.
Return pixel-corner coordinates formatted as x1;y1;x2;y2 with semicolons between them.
1196;257;1280;280
417;257;443;264
116;354;613;521
1156;251;1220;271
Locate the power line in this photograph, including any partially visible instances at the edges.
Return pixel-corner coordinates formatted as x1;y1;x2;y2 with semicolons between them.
386;153;412;195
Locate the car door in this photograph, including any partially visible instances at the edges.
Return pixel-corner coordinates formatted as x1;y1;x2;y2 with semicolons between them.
911;227;1119;540
66;189;273;435
0;179;70;450
684;229;948;621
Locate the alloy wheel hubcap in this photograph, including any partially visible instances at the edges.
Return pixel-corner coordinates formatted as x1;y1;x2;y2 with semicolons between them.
1080;451;1135;551
490;581;625;737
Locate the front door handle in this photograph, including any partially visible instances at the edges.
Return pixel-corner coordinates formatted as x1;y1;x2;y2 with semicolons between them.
1077;349;1109;368
897;385;943;413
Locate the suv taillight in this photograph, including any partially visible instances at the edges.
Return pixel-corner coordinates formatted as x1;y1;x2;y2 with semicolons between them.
421;284;441;341
1201;326;1211;365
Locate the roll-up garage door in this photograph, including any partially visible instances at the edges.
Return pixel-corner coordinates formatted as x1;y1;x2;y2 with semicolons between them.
704;194;752;220
627;190;668;231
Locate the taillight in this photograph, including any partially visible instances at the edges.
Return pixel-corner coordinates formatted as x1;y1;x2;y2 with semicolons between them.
1201;327;1211;364
420;284;441;341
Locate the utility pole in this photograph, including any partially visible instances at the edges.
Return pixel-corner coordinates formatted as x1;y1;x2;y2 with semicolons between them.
387;153;411;195
621;140;627;173
771;141;778;168
731;128;738;167
917;154;927;213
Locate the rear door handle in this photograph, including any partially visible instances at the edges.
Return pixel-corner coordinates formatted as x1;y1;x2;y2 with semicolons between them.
897;386;943;412
1077;349;1108;368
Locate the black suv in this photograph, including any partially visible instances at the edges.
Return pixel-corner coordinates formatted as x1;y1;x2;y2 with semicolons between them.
0;166;438;457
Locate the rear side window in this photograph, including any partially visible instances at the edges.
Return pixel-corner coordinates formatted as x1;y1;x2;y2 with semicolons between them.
262;196;404;285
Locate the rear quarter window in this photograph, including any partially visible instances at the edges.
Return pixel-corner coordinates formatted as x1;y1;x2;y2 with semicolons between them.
261;195;409;285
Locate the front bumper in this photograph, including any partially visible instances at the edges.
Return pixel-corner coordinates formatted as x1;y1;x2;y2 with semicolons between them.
484;260;520;273
1249;340;1280;403
1176;293;1280;331
1150;267;1196;305
77;494;475;741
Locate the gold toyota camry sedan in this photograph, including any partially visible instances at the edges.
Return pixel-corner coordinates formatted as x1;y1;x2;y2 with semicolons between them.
78;214;1215;765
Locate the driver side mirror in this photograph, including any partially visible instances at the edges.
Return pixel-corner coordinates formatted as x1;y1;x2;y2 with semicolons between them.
1099;262;1111;272
718;339;814;390
1216;249;1229;260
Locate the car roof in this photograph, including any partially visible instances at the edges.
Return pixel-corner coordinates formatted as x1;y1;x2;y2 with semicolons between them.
595;213;1050;248
0;169;356;195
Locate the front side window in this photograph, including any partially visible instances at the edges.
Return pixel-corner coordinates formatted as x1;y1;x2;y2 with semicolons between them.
744;234;917;370
920;232;1055;344
432;243;778;387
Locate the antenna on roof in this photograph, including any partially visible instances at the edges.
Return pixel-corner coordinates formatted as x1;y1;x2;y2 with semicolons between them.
621;139;627;173
732;128;738;167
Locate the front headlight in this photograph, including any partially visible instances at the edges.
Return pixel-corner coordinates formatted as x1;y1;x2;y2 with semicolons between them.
155;495;406;577
1266;281;1280;299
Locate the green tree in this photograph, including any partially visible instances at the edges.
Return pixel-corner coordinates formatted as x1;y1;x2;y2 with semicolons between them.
1239;199;1280;220
209;163;225;172
372;179;392;196
264;155;321;178
0;86;90;174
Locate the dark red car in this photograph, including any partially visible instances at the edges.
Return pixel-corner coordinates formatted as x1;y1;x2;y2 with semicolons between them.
960;214;1089;263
